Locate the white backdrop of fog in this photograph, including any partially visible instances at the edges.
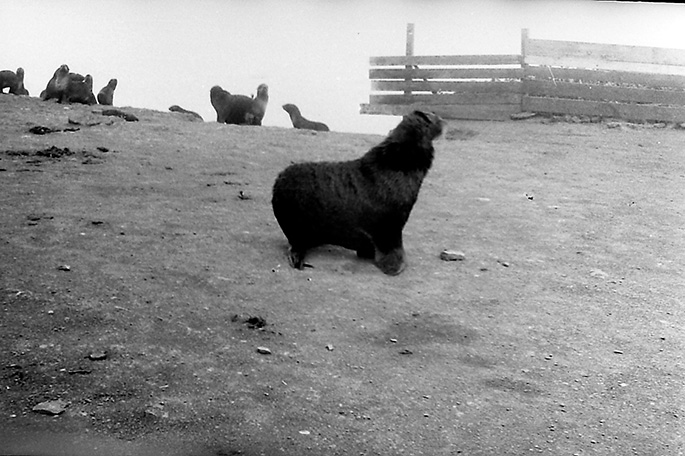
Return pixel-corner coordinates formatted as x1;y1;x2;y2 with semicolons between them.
2;0;684;134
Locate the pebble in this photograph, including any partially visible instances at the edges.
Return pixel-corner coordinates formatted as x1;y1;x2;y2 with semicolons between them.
257;346;272;355
440;250;466;261
590;269;608;279
32;399;69;415
510;112;537;120
88;351;108;361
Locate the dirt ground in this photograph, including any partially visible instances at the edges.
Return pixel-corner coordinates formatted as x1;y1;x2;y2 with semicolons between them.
0;94;683;456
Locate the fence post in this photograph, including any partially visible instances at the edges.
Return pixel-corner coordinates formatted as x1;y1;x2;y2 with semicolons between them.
405;23;414;96
520;28;529;112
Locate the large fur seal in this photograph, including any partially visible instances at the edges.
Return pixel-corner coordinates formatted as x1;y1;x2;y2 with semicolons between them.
210;83;269;125
210;85;232;123
66;74;97;105
97;78;117;105
272;110;443;275
0;68;29;95
40;65;96;104
282;103;329;132
40;64;71;101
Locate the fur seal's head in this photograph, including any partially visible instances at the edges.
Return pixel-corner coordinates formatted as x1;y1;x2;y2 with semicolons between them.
282;103;300;116
256;84;269;102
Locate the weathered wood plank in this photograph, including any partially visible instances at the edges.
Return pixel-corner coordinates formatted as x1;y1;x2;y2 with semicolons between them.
527;38;685;68
370;55;521;67
524;66;685;89
369;68;524;80
360;103;520;120
522;96;685;123
524;80;685;106
526;56;685;76
371;80;522;93
369;92;522;106
360;103;413;116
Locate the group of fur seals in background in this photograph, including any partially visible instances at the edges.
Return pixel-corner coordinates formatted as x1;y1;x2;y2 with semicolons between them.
208;83;330;131
272;110;443;276
38;64;117;106
210;84;269;125
0;67;29;95
4;64;330;131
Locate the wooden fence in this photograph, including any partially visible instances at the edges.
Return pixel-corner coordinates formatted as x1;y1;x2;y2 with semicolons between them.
360;26;685;123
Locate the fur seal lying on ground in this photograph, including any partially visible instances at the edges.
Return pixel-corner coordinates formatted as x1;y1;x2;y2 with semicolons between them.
97;78;117;105
0;68;29;95
272;110;443;275
210;83;268;125
282;104;329;131
169;105;203;121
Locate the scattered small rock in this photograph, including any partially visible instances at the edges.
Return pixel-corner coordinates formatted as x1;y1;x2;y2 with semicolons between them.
67;369;92;375
238;190;250;200
32;399;69;416
69;113;104;126
28;126;58;135
101;109;139;122
399;349;413;355
232;314;267;329
88;351;108;361
245;316;267;329
325;344;334;351
36;146;73;158
57;264;71;271
613;349;624;355
440;250;466;261
257;346;272;355
145;404;169;419
510;112;537;120
590;269;608;279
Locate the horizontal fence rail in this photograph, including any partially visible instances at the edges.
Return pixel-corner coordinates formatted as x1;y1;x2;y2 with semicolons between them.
361;26;685;123
360;53;523;121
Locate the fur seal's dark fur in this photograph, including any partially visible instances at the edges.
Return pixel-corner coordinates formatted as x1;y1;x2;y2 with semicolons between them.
40;65;96;104
40;64;70;101
282;103;329;132
169;105;203;121
271;110;443;275
66;73;97;105
210;83;268;125
97;78;117;105
0;68;29;95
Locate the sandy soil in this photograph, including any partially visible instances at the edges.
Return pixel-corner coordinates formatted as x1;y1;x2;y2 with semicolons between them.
0;94;683;456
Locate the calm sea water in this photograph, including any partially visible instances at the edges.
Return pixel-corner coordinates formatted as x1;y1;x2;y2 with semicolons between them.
2;0;684;134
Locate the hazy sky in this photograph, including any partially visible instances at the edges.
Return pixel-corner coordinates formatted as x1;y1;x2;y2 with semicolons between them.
2;0;684;134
